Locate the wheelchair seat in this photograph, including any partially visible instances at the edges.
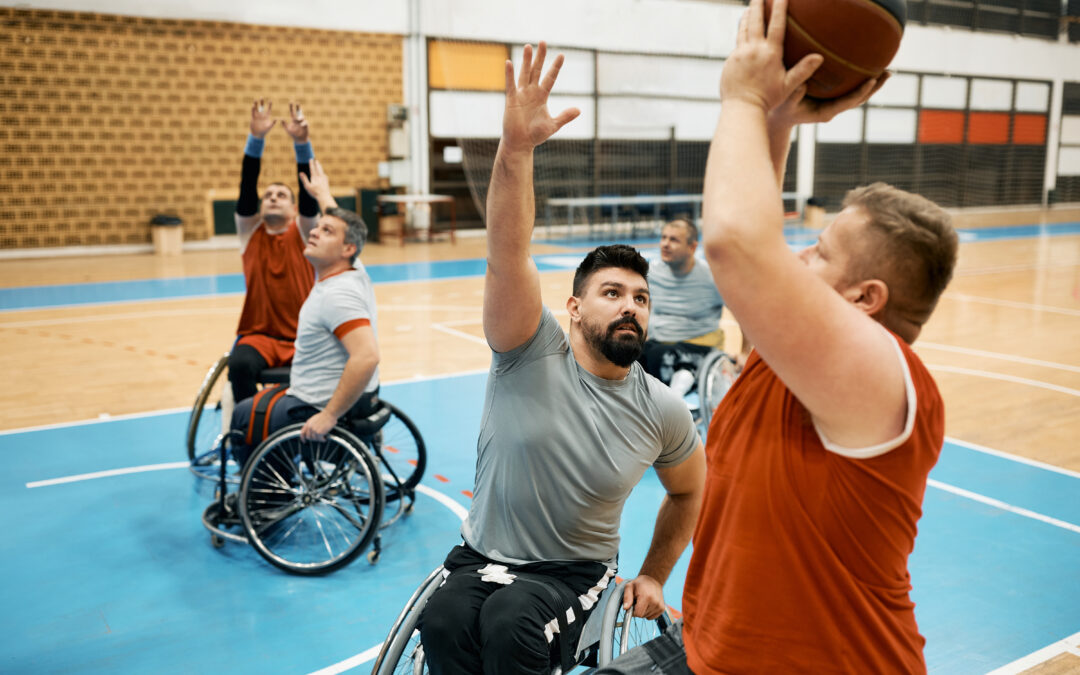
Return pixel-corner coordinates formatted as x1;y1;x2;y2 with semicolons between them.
371;566;673;674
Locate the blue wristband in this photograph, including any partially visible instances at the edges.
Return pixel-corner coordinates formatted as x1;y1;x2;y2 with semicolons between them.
244;134;265;158
294;142;314;163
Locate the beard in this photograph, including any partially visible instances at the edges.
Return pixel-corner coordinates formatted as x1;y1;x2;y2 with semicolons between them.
582;315;646;367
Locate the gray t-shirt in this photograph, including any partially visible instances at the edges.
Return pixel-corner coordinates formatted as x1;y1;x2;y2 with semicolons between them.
461;307;700;566
648;259;725;342
288;264;379;408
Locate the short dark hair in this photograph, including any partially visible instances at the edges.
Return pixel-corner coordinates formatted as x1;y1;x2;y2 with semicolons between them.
326;207;368;264
264;182;296;204
664;218;699;244
572;244;650;296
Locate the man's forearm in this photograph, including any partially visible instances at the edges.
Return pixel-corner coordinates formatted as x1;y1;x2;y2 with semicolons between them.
237;135;264;217
637;492;702;585
321;355;378;420
485;142;535;263
766;118;796;190
295;142;320;217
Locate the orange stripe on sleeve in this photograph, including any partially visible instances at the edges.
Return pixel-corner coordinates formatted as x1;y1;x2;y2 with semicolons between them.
334;318;371;340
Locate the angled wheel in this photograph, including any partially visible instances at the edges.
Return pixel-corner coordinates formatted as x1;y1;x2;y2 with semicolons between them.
187;354;239;482
597;580;674;665
371;566;445;675
696;351;738;433
239;424;384;575
369;402;426;502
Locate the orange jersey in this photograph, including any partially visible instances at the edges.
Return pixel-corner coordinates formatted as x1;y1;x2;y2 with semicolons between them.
236;221;314;342
683;338;944;674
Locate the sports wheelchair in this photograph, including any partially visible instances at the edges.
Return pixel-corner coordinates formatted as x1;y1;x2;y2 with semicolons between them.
371;566;674;674
199;390;427;575
686;348;740;436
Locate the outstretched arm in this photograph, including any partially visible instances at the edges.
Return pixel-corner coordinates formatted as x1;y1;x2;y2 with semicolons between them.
483;42;580;352
623;445;705;619
300;325;379;442
284;102;320;240
298;159;340;213
237;99;276;250
701;0;904;450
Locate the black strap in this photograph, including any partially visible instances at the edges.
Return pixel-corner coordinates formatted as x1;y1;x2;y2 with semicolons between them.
237;154;261;216
247;383;287;446
642;628;692;674
514;573;579;673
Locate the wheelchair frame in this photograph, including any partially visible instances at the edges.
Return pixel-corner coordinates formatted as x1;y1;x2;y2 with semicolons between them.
370;566;674;674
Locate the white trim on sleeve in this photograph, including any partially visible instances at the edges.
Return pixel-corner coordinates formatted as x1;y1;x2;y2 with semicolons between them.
813;332;917;459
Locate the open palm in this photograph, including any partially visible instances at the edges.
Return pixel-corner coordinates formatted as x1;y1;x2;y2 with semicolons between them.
502;42;579;151
250;99;276;138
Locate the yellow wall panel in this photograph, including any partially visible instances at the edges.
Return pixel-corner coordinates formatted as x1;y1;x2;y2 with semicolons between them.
428;40;507;92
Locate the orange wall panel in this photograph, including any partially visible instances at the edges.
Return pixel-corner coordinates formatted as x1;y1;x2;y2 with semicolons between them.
918;110;965;144
428;41;508;91
967;112;1010;144
1012;114;1047;145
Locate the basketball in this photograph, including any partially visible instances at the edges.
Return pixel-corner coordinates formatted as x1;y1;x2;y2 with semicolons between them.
765;0;907;100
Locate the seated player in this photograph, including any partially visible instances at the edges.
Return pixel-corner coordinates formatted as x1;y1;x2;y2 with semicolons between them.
638;218;726;396
417;43;706;675
228;100;319;403
228;159;379;467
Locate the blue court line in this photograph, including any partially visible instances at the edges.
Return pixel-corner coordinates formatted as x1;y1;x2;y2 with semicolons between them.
2;222;1078;311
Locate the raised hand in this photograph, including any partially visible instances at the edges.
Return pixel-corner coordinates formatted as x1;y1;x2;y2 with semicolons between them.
283;101;310;144
769;70;889;129
250;98;276;138
501;42;580;152
298;158;336;210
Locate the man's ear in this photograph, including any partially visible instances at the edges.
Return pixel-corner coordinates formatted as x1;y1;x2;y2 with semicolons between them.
566;295;582;322
844;279;889;316
343;242;358;262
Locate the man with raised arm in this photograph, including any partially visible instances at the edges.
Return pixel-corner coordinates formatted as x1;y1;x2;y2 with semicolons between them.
229;100;319;403
596;0;958;673
417;43;706;675
228;158;380;467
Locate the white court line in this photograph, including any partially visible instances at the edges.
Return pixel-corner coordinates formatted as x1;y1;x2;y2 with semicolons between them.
304;643;385;675
0;369;490;437
928;479;1080;535
416;483;469;521
941;293;1080;317
925;364;1080;398
985;630;1080;674
946;436;1080;480
26;461;190;488
431;323;488;347
917;342;1080;375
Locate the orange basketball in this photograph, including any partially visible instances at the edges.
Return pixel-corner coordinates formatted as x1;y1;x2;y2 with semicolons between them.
765;0;906;100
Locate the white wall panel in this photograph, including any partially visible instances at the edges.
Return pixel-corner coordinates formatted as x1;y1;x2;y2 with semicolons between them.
1060;117;1080;145
922;76;968;109
866;109;917;143
597;53;723;100
510;46;595;95
598;98;720;140
970;79;1013;111
816;109;864;143
1015;82;1050;112
1058;147;1080;176
872;73;919;107
430;91;594;139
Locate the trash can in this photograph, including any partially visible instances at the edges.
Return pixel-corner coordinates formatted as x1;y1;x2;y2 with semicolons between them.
150;214;183;256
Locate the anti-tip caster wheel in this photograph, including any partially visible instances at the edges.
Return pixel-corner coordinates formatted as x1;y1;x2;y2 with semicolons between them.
211;534;225;548
367;549;381;564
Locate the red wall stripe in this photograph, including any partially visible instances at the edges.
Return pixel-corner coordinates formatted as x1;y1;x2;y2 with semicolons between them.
967;112;1010;144
1012;114;1047;145
918;110;965;144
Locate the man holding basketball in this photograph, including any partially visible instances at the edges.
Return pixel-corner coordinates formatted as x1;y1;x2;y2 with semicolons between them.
596;0;957;673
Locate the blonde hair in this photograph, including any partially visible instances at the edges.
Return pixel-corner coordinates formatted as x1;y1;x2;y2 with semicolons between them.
842;183;958;341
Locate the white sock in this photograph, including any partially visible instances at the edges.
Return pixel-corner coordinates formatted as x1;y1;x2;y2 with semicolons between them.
669;369;695;397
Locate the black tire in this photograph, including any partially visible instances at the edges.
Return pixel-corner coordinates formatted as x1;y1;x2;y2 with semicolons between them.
368;402;426;502
696;351;738;433
371;566;445;674
239;424;384;575
597;580;673;665
187;354;229;463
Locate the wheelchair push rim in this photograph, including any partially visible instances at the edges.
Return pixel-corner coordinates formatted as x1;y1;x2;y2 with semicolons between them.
239;423;385;575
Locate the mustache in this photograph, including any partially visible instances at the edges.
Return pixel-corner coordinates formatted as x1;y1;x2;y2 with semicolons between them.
607;316;643;337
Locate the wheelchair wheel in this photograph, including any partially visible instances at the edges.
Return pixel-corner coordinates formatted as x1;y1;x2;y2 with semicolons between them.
239;424;385;575
597;580;674;664
187;354;238;481
371;566;446;675
370;402;426;502
696;351;738;433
